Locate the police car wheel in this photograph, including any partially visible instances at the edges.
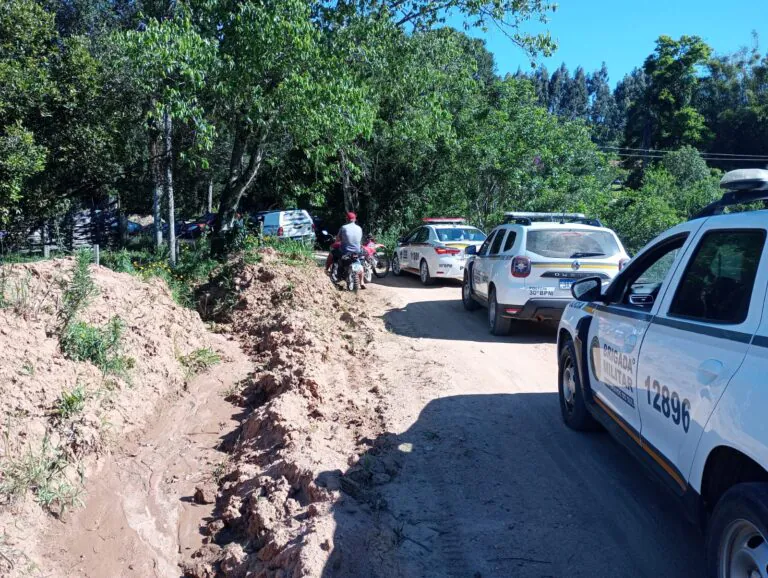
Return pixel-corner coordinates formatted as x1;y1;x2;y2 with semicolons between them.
419;260;434;286
488;288;511;335
558;339;599;431
392;254;402;276
707;483;768;578
462;269;479;311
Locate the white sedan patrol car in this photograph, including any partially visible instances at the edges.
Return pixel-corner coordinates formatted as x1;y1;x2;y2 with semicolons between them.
463;213;629;335
391;218;486;284
558;169;768;577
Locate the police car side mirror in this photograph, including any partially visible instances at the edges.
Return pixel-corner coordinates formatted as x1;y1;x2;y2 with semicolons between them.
571;277;603;302
465;245;477;256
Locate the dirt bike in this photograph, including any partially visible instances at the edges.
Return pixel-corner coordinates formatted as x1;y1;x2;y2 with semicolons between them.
362;241;390;281
331;252;365;292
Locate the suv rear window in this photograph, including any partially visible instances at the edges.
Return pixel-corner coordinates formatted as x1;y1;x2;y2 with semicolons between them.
526;229;620;259
435;227;486;242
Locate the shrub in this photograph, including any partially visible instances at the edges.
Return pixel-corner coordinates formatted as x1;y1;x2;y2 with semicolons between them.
60;249;96;325
60;317;134;376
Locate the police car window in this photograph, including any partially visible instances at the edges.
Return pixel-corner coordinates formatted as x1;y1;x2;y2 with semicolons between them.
669;230;765;324
489;230;506;255
413;228;429;243
610;234;687;308
478;231;497;256
503;231;517;252
527;229;620;259
435;227;486;242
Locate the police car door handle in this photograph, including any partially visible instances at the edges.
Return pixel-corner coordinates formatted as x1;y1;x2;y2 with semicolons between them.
697;359;724;385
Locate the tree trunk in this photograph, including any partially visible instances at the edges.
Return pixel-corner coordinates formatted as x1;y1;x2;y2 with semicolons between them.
216;129;267;234
339;149;356;213
164;109;176;267
207;177;213;214
148;115;164;249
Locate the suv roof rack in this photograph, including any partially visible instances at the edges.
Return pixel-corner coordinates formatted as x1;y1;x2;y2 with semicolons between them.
693;169;768;219
503;212;603;227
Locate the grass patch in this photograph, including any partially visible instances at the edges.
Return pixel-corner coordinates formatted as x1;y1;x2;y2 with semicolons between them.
0;434;84;515
179;347;221;379
0;268;33;315
60;317;135;377
54;384;87;419
261;237;314;265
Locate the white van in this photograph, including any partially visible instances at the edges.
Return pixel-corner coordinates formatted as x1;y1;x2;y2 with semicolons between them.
257;209;315;244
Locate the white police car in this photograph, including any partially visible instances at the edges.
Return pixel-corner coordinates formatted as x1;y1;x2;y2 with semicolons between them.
462;213;629;335
391;218;486;284
558;169;768;577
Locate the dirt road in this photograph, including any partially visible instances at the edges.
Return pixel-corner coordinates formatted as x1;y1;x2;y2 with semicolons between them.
328;273;706;577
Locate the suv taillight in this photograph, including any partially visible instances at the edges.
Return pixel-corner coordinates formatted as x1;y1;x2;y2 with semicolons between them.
619;258;630;271
277;226;284;237
511;256;531;278
435;247;461;255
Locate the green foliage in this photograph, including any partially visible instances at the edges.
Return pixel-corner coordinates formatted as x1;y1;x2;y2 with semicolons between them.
61;249;96;325
178;347;221;379
0;434;83;514
55;384;87;419
60;317;134;377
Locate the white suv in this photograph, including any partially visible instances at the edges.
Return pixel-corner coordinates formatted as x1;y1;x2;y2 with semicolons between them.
462;213;629;335
558;169;768;575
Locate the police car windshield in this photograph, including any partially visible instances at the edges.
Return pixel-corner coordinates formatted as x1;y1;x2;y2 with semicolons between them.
435;227;486;242
527;229;620;259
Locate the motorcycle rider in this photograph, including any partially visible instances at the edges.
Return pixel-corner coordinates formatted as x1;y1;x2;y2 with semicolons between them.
339;212;365;288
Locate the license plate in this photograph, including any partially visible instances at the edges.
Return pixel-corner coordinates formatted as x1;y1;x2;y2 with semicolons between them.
559;279;574;290
529;286;555;297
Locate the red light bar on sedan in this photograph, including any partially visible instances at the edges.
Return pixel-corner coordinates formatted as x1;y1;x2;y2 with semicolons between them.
423;217;466;224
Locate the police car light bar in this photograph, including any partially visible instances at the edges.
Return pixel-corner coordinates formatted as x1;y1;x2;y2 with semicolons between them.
503;212;603;227
693;169;768;219
720;169;768;192
422;217;466;224
504;212;587;220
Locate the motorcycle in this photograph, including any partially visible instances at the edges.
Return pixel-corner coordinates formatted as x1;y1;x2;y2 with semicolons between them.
317;229;336;250
331;252;365;292
362;240;390;280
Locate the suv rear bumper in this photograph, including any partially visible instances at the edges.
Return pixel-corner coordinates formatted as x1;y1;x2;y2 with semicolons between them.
501;298;571;321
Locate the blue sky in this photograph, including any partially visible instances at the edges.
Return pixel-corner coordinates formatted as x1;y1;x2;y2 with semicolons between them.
449;0;768;86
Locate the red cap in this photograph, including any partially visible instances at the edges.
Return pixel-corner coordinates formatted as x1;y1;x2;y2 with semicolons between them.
347;212;357;221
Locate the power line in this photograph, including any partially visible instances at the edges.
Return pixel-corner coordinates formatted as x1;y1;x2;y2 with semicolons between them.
600;145;768;160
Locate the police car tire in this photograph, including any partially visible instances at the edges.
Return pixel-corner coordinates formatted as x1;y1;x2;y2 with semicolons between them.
558;339;600;431
706;483;768;578
392;254;402;276
488;288;511;335
462;269;480;311
420;260;434;286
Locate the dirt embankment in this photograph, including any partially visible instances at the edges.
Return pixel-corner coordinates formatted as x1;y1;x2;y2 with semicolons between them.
0;259;220;574
184;250;394;577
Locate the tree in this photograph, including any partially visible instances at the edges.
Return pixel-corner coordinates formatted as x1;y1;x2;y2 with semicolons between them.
548;64;570;115
119;7;215;263
562;66;589;121
626;35;713;151
588;63;620;146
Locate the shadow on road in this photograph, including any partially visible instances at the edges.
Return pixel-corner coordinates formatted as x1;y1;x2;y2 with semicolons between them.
319;393;705;578
374;274;463;290
382;299;557;345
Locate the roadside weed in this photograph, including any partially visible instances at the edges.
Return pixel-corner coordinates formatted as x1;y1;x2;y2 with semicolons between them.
179;347;221;379
0;434;84;515
55;384;87;419
60;249;96;325
60;317;134;377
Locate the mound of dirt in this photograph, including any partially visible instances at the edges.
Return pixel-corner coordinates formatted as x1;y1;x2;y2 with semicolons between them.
184;251;391;578
0;258;219;573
